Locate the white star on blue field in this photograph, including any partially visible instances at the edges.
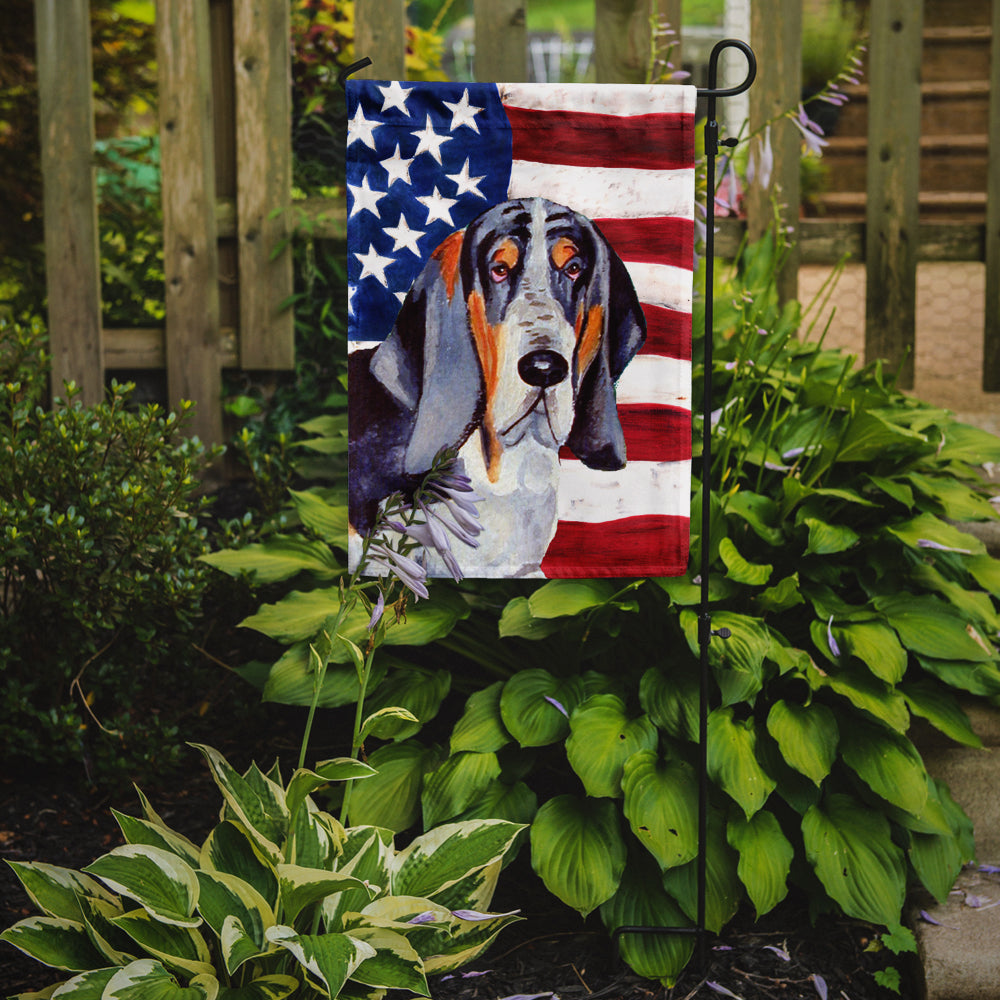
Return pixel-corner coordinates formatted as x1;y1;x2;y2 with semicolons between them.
346;82;513;343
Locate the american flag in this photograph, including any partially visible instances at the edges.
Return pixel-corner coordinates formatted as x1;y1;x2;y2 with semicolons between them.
347;80;694;578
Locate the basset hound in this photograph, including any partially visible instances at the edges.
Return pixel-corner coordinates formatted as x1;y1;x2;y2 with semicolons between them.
349;197;646;577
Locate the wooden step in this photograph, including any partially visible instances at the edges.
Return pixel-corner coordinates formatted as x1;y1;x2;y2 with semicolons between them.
812;190;987;222
922;0;992;28
922;25;993;83
831;80;991;137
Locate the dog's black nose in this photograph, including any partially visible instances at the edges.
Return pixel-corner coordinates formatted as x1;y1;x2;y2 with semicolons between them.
518;350;568;388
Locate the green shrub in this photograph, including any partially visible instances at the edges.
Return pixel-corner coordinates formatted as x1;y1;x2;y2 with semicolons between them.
0;316;220;783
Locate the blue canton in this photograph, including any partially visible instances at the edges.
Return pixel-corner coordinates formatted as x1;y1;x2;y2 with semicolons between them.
346;81;512;343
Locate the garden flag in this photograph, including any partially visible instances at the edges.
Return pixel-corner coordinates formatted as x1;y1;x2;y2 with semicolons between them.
347;80;695;579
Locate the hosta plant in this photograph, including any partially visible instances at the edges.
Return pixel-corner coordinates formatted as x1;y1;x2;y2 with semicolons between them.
1;744;523;999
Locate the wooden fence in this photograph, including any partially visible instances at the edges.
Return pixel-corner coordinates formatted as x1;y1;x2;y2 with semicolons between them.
33;0;1000;445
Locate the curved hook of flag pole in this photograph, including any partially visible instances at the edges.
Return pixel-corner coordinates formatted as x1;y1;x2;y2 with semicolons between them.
337;57;373;91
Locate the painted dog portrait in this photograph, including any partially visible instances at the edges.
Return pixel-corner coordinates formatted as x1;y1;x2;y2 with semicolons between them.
349;196;647;577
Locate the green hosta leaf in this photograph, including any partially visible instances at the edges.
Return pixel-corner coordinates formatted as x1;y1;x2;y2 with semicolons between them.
261;643;387;709
216;976;299;1000
362;667;451;740
393;820;524;900
916;655;1000;697
874;594;995;662
499;670;584;747
599;853;694;987
346;926;428;994
727;811;793;917
724;490;784;545
450;682;511;754
906;472;998;521
707;708;775;819
103;959;218;1000
835;621;907;684
288;488;349;545
909;817;966;906
0;916;107;971
200;535;341;583
935;421;1000;464
621;751;698;871
639;664;699;742
680;610;770;706
265;926;375;997
347;740;442;832
910;562;1000;632
654;573;737;605
901;680;982;748
112;812;201;868
810;661;910;732
835;410;927;463
111;909;214;978
803;517;859;556
839;719;928;816
5;862;118;923
191;746;287;863
755;573;804;614
453;779;538;827
497;596;564;639
530;795;626;917
83;846;200;928
277;865;374;925
527;579;618;617
661;810;741;933
718;537;772;586
195;871;273;973
866;474;914;509
421;751;502;828
802;793;906;926
886;512;985;556
565;695;658;798
967;553;1000;597
200;822;278;910
765;700;838;786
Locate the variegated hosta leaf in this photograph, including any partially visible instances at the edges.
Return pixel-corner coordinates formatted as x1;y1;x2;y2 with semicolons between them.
727;810;793;917
529;795;626;917
195;871;274;974
345;926;429;995
423;859;501;916
77;894;136;966
0;916;107;971
621;751;699;871
323;829;393;931
566;695;658;799
265;926;376;998
802;793;906;926
102;958;218;999
499;669;585;747
599;853;694;987
391;820;524;901
706;707;776;819
110;908;214;978
450;681;511;754
112;810;202;868
83;846;200;928
214;974;300;999
288;802;344;870
276;864;375;925
190;745;287;863
200;822;278;910
765;700;838;786
4;861;118;922
422;907;522;975
46;966;118;997
838;718;929;817
285;760;375;823
421;751;502;829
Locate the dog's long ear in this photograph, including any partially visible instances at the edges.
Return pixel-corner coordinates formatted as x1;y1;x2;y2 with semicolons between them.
565;229;646;470
369;231;483;475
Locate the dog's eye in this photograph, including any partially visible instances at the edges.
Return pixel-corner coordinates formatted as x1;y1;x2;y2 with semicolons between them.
564;260;583;279
490;262;509;282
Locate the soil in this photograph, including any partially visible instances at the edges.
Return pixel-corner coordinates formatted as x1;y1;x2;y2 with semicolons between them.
0;741;913;1000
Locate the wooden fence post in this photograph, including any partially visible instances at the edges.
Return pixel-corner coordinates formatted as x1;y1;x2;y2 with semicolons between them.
157;0;223;445
474;0;527;82
983;0;1000;390
594;0;653;84
233;0;294;369
354;0;406;79
864;0;923;389
34;0;104;405
746;0;801;305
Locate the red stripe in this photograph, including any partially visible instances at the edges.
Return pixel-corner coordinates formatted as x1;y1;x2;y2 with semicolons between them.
594;217;694;269
506;107;695;171
558;406;690;464
541;515;690;578
641;305;692;360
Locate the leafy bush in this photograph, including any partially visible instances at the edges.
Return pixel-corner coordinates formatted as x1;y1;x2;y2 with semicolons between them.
0;317;220;783
1;743;524;998
212;231;1000;984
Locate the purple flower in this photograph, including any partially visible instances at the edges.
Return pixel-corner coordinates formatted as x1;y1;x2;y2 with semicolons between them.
827;616;841;658
544;695;569;718
367;590;385;631
747;125;774;191
791;104;829;156
451;908;520;921
368;541;429;600
917;538;972;554
407;911;438;925
706;983;742;999
812;974;828;1000
763;944;790;961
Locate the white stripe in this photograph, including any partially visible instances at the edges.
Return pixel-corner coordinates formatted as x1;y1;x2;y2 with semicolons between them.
624;260;693;313
616;356;691;409
499;82;697;117
508;162;695;221
349;340;382;352
557;460;691;521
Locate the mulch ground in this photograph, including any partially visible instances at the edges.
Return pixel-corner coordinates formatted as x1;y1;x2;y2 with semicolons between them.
1;740;913;1000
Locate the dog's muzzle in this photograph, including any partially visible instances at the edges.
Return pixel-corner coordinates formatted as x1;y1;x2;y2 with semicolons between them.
518;349;569;388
